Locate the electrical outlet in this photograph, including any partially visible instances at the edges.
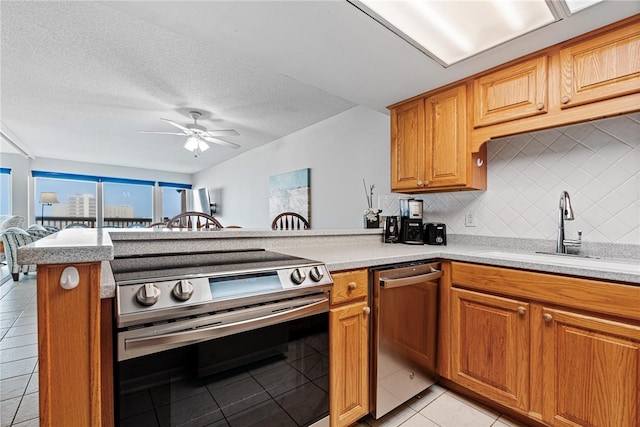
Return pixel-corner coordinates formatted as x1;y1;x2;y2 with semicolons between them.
465;212;476;227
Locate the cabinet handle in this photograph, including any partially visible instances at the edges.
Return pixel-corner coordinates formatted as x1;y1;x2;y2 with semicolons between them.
536;102;544;110
60;266;80;290
543;313;553;323
561;95;570;104
363;306;371;315
517;306;526;315
476;158;484;167
348;282;357;290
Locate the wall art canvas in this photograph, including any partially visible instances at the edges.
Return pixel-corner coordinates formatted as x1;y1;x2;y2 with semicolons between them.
269;168;310;225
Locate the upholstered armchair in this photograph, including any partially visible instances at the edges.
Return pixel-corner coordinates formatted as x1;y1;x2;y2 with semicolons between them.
2;225;59;281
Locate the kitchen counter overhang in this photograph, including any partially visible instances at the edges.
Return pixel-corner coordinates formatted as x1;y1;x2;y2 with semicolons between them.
17;228;640;299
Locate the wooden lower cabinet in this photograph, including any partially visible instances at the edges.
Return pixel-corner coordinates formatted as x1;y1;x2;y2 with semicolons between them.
329;269;369;427
540;307;640;427
450;288;529;411
447;262;640;426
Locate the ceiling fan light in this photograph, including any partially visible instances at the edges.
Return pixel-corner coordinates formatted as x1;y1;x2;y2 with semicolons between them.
198;139;210;152
184;136;200;151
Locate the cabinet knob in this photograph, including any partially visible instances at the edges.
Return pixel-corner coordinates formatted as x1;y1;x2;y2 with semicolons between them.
543;313;553;323
348;282;357;290
417;180;424;187
363;306;371;315
536;102;545;110
517;306;526;315
561;95;570;104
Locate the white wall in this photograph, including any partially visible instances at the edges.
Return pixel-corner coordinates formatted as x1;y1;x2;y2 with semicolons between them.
193;106;390;229
1;153;30;219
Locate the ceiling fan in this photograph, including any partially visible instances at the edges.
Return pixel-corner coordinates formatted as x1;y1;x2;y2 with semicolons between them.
139;111;240;157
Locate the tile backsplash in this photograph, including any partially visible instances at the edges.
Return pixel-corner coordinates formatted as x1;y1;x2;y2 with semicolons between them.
380;113;640;245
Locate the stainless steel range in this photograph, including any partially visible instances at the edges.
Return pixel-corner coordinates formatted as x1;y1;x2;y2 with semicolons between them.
111;248;333;427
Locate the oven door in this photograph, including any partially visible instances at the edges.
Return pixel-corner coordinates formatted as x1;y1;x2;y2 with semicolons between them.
116;295;330;427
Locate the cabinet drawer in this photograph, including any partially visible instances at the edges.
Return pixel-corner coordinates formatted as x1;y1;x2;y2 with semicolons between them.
559;21;640;109
473;56;548;127
330;269;368;306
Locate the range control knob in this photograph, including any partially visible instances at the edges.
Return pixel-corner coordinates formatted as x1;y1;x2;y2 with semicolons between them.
291;268;306;285
309;266;324;282
136;283;160;306
172;280;194;301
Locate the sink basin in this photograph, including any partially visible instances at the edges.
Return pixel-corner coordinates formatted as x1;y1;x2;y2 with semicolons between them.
477;251;640;274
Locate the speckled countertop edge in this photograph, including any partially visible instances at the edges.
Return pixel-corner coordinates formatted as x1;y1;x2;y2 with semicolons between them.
16;229;640;299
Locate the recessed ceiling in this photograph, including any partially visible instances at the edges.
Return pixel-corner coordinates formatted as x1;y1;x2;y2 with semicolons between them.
1;1;637;175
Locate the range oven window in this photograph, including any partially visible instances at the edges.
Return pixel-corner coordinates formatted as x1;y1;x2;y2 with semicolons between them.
117;313;329;427
209;272;281;299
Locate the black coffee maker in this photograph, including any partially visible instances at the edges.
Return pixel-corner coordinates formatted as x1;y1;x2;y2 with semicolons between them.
383;215;399;243
399;199;424;244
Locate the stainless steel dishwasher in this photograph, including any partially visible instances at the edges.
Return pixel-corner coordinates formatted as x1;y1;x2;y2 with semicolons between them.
369;260;442;419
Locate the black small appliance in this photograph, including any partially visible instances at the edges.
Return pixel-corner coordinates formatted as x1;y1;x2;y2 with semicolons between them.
384;216;400;243
424;223;447;245
401;218;424;244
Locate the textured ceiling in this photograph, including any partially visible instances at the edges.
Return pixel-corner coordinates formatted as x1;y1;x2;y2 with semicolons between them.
1;1;638;174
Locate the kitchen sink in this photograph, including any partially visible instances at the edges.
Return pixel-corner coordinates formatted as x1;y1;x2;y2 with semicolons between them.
477;251;640;274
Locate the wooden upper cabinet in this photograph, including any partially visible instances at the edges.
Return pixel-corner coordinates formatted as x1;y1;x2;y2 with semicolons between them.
390;97;425;191
425;85;469;188
559;21;640;109
390;84;487;193
473;56;548;127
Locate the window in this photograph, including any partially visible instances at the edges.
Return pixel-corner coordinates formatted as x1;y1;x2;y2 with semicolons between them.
34;175;97;228
159;182;191;221
33;172;191;228
103;181;153;227
0;168;11;216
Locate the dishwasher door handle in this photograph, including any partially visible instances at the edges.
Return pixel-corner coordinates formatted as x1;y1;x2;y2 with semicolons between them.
380;270;442;289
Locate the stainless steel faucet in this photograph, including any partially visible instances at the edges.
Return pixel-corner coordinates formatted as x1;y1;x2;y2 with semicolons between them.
556;190;581;253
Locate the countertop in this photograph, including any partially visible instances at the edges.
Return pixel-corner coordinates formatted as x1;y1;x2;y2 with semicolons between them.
17;228;640;298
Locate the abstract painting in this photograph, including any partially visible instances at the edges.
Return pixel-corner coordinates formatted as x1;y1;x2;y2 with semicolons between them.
269;168;310;225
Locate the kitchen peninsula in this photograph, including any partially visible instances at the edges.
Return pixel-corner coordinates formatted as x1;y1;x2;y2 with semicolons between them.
18;228;640;426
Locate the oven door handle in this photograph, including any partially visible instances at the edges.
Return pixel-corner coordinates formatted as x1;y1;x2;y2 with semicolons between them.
124;297;328;352
380;270;442;289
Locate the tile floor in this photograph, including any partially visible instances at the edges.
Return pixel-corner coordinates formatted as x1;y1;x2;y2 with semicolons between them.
0;269;39;427
0;270;528;427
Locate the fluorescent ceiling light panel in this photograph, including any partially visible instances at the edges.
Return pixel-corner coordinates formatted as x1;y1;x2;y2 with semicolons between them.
353;0;568;66
564;0;604;13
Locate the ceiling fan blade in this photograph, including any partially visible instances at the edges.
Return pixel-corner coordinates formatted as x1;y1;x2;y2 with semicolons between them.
206;129;240;137
160;118;190;132
201;135;240;149
138;131;187;135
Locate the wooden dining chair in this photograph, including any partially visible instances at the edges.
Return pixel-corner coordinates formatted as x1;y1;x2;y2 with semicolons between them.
147;222;168;229
166;211;223;230
271;212;310;230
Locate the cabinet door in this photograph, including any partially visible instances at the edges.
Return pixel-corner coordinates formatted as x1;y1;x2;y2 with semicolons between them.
424;85;468;188
329;301;369;427
559;22;640;109
474;57;548;127
451;288;529;411
540;307;640;427
390;98;425;191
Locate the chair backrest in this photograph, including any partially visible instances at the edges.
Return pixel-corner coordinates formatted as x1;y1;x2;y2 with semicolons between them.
166;211;223;230
271;212;310;230
147;222;168;229
1;215;26;231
